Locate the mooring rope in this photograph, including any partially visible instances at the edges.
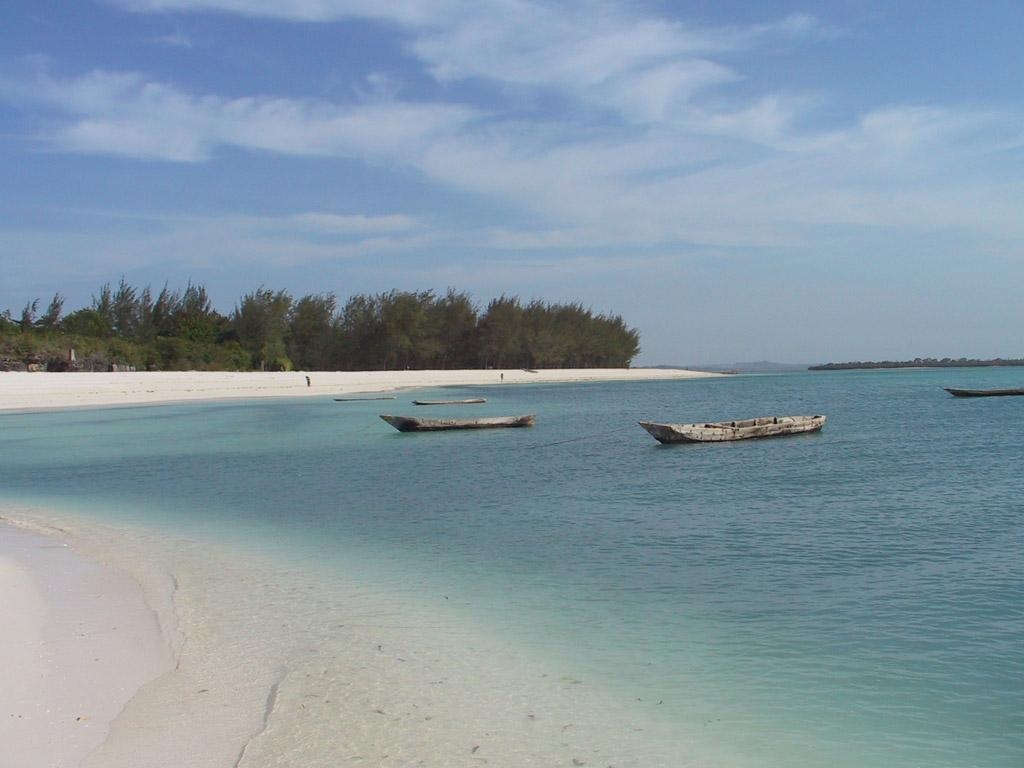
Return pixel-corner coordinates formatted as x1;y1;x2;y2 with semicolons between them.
527;424;636;449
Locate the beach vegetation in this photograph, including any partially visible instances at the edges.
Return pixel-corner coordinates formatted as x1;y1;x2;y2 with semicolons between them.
287;293;339;371
233;287;294;371
1;279;641;372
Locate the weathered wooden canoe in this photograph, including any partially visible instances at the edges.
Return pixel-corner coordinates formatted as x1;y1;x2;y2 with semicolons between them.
380;414;535;432
943;387;1024;398
334;396;396;402
411;398;487;405
639;415;826;444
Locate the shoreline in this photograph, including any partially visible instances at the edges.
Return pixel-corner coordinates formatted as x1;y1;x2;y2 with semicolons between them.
1;504;686;768
0;368;719;413
0;371;718;766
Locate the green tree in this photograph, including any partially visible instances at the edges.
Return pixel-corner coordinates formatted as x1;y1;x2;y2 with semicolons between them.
287;293;339;370
61;308;112;338
379;290;438;370
338;294;385;369
91;283;116;336
478;296;524;368
427;289;478;369
3;281;641;372
233;287;293;370
38;294;65;331
175;283;223;344
111;278;141;338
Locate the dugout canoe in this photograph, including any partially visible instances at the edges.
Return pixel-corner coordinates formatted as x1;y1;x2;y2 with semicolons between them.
411;398;487;405
943;387;1024;398
639;415;826;444
380;414;535;432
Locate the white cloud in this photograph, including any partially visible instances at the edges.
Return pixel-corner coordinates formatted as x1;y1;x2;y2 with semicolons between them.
855;105;993;152
4;68;477;162
153;31;193;47
683;93;825;149
7;3;1023;257
735;12;833;44
0;209;437;278
603;60;738;123
282;212;419;236
106;1;822;127
104;0;464;24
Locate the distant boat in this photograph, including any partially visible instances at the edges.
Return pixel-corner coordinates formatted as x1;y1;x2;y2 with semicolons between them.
411;398;487;405
334;395;397;402
380;414;535;432
943;387;1024;398
639;415;826;444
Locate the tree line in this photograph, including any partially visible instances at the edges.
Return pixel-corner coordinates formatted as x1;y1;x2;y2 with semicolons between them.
1;280;640;372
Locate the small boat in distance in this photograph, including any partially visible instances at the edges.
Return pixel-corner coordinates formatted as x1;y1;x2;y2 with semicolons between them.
411;398;487;405
639;415;826;444
380;414;535;432
943;387;1024;397
334;395;396;402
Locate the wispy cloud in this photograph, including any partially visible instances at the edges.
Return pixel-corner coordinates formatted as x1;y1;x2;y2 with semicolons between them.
1;208;438;276
153;30;193;47
103;0;467;24
282;212;419;236
8;1;1023;255
105;1;822;124
2;67;477;162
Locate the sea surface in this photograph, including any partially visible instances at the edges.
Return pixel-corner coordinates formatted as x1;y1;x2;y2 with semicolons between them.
1;368;1021;767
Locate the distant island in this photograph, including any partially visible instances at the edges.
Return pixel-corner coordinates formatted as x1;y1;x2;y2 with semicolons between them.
655;361;810;373
809;358;1024;371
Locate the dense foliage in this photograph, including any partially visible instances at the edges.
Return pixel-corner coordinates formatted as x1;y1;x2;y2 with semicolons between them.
0;281;640;372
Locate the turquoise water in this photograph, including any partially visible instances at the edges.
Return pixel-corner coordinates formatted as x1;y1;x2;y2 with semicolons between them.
1;369;1022;767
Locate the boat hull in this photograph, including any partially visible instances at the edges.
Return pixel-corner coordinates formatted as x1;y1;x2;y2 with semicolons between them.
380;414;535;432
639;415;826;444
943;387;1024;397
411;398;487;405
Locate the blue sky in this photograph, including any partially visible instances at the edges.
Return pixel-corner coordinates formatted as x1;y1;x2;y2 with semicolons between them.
2;1;1023;365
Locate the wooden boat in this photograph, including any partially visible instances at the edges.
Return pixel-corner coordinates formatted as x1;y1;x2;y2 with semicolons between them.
943;387;1024;398
334;395;396;402
411;398;486;405
639;415;826;444
380;414;535;432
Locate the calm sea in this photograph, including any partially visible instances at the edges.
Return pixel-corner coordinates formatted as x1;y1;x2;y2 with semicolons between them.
1;369;1021;767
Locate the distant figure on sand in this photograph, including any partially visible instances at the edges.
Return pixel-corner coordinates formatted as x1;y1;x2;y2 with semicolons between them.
305;375;311;387
500;372;504;382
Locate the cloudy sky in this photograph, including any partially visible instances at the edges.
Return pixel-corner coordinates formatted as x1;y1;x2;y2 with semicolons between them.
2;1;1023;365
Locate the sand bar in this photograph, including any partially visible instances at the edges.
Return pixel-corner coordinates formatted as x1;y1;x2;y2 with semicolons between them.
0;368;717;412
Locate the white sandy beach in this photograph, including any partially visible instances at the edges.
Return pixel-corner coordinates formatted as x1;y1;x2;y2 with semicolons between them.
1;368;718;767
0;522;173;768
0;367;716;412
1;507;692;768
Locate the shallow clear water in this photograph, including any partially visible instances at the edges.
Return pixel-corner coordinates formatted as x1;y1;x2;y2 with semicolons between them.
2;369;1022;767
